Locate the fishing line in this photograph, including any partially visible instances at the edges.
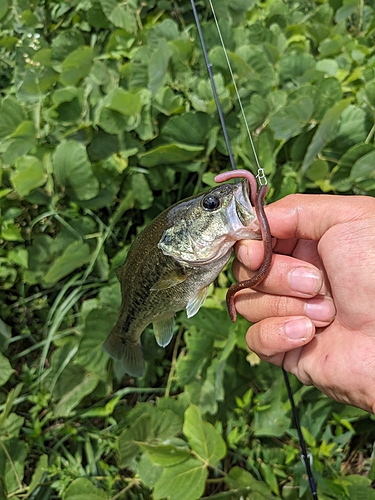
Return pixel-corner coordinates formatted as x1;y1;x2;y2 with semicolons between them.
190;0;236;172
190;1;319;498
207;0;267;187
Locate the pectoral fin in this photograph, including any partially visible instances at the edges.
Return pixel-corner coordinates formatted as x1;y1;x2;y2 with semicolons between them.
153;316;175;347
186;286;209;318
151;270;187;290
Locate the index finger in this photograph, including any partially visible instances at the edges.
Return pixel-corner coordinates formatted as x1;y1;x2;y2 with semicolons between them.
264;194;375;241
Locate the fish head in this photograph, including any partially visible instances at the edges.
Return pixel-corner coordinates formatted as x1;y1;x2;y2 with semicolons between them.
158;179;261;265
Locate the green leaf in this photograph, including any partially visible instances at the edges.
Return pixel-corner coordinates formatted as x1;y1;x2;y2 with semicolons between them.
149;39;170;95
138;143;204;167
0;439;27;494
63;478;109;500
331;143;374;191
130;172;153;209
76;308;117;378
60;47;94;86
350;150;375;189
11;156;46;197
0;98;24;139
0;0;9;22
54;372;100;417
153;458;207;500
138;453;163;488
225;466;275;498
301;99;351;172
117;414;153;467
183;405;226;466
160;112;213;145
100;0;137;32
53;141;100;201
42;240;91;287
0;353;13;386
105;88;143;116
269;96;314;141
138;442;191;466
28;454;48;495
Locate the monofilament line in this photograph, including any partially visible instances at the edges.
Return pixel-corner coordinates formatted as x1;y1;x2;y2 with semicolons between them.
207;0;267;186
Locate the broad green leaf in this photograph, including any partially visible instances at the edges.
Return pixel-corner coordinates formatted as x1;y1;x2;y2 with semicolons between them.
63;478;108;500
149;39;170;95
176;327;214;385
160;112;213;145
60;47;94;86
105;88;142;116
100;0;137;32
28;454;48;495
130;172;153;209
11;156;46;197
350;150;375;189
0;353;13;386
344;475;375;500
331;143;375;191
53;141;99;201
0;413;24;440
42;240;91;287
269;96;314;141
278;52;316;84
305;159;329;182
153;458;207;500
301;99;351;172
183;405;226;466
225;466;275;498
51;30;85;62
76;308;117;378
138;442;191;466
0;98;24;139
0;0;9;21
138;143;204;167
138;453;163;488
117;414;153;467
54;372;100;417
244;94;269;129
0;439;27;494
126;403;183;441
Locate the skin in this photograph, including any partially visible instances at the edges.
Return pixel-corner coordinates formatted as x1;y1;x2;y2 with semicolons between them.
231;193;375;414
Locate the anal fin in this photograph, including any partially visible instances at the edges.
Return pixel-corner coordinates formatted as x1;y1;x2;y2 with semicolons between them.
186;286;208;318
153;316;175;347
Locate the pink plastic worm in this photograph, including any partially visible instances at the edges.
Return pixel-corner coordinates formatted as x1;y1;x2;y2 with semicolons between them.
214;169;273;322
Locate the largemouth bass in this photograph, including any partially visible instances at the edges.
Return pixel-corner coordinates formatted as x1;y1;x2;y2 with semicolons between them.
103;175;264;377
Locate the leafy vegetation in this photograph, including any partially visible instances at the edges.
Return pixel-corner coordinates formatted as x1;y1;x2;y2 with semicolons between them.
2;0;375;498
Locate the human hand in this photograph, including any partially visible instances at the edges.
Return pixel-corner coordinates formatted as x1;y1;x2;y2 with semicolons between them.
232;194;375;413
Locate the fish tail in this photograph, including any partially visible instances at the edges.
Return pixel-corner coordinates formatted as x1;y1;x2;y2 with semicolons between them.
103;328;145;378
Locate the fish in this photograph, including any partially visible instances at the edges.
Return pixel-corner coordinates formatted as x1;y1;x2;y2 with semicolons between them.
103;171;271;378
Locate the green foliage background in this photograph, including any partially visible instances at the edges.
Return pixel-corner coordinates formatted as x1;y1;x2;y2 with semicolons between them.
1;0;375;498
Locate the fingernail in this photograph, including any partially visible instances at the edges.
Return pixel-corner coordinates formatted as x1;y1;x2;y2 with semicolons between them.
285;317;313;340
305;297;335;321
237;243;251;268
289;267;322;295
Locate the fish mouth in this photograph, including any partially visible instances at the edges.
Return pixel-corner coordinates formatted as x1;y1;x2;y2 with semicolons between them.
234;179;259;229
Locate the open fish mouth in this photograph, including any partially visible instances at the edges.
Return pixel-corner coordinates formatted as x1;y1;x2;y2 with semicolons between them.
234;179;258;228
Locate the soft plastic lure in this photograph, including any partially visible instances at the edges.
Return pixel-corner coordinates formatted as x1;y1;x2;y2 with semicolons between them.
214;169;272;322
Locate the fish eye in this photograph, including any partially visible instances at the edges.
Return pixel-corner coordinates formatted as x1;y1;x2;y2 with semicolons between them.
202;194;221;211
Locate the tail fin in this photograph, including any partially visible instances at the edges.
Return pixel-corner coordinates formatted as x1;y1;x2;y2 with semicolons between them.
103;329;145;377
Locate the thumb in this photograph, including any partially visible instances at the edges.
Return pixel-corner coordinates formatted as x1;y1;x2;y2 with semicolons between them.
265;194;373;241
